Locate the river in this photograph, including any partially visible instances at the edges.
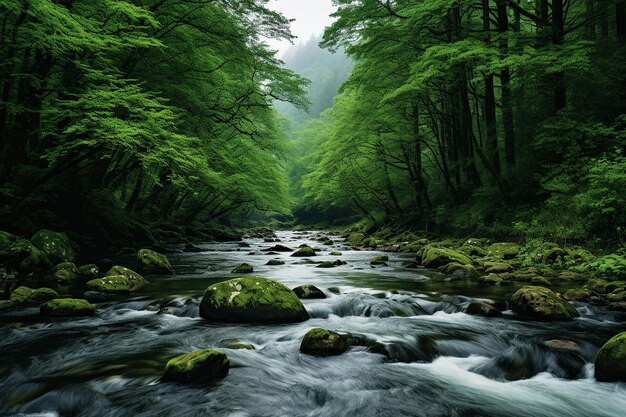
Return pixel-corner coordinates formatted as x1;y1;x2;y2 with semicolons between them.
1;231;625;417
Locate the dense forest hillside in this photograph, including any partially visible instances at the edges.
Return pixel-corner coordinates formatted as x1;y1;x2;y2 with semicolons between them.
0;0;307;248
290;0;626;247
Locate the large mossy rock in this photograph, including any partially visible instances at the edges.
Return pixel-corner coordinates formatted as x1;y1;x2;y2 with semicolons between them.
52;262;80;282
163;349;229;383
487;242;520;260
291;246;316;257
440;262;480;279
200;277;309;323
31;229;75;265
40;298;94;317
595;332;626;382
0;239;51;274
511;286;579;320
137;249;174;275
10;286;58;305
107;266;147;286
421;246;472;269
86;266;148;294
300;328;348;356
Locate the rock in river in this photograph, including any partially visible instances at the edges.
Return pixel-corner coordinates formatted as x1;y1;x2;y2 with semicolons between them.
511;286;579;320
293;284;327;299
137;248;174;275
231;263;254;273
300;328;348;356
291;246;316;257
40;298;95;317
200;276;309;323
594;331;626;382
30;229;75;265
163;349;229;383
421;246;472;268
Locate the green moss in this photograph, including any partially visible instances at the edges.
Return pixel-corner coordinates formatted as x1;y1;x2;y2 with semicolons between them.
346;233;364;245
440;262;479;279
0;239;51;273
421;246;472;268
86;275;133;294
31;287;59;302
78;264;100;278
0;231;18;251
595;332;626;382
163;349;229;382
200;276;308;323
10;286;34;304
53;262;80;282
40;298;94;317
511;286;579;320
137;248;174;275
370;255;389;265
300;328;348;356
330;251;342;256
487;242;520;260
9;286;57;304
218;338;255;350
317;260;346;268
106;266;147;288
266;259;285;266
30;229;75;265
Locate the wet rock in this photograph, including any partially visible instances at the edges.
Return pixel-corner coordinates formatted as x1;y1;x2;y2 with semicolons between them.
231;263;254;273
0;239;51;274
562;288;592;301
531;276;552;287
330;251;342;256
107;265;147;285
10;286;58;305
317;260;346;268
266;259;285;266
0;300;15;311
137;248;174;275
370;256;389;266
40;298;94;317
293;284;326;299
300;328;348;356
511;286;579;320
87;266;147;294
421;246;472;268
478;274;508;286
52;262;80;282
441;262;479;279
486;242;520;260
595;332;626;382
557;271;587;283
544;339;581;352
465;302;502;317
30;229;75;265
262;244;292;252
484;262;513;274
291;246;316;257
328;287;341;294
78;264;100;279
217;338;255;350
200;276;309;323
163;349;229;383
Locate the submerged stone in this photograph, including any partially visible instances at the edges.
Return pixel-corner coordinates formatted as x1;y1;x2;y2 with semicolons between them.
200;276;309;323
137;248;174;275
40;298;94;317
511;286;579;320
317;260;346;268
266;259;285;266
163;349;229;383
595;332;626;382
300;328;348;356
217;338;255;350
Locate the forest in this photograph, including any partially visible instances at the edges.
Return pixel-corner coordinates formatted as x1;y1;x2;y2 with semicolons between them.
1;1;626;417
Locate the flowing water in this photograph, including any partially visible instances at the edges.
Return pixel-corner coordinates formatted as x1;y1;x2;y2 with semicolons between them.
1;231;625;417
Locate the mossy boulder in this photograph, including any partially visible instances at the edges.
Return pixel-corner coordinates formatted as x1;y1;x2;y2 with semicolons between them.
511;286;579;320
487;242;520;260
137;248;174;275
291;246;316;257
477;274;507;286
86;275;134;294
231;263;254;274
40;298;94;317
292;284;326;299
10;286;59;305
317;260;346;268
78;264;100;279
421;246;472;269
300;328;348;356
106;266;147;287
262;244;292;252
329;251;342;256
370;255;389;266
163;349;229;383
200;277;309;323
440;262;480;279
563;288;592;302
460;244;487;257
52;262;80;282
0;239;51;274
595;332;626;382
0;231;18;251
30;229;75;265
266;259;285;266
484;262;513;274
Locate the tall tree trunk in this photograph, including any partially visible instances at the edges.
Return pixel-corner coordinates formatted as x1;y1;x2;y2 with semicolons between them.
484;0;501;175
552;0;566;112
497;0;516;168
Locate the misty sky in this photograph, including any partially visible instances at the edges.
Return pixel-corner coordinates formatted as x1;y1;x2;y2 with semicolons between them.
266;0;335;57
